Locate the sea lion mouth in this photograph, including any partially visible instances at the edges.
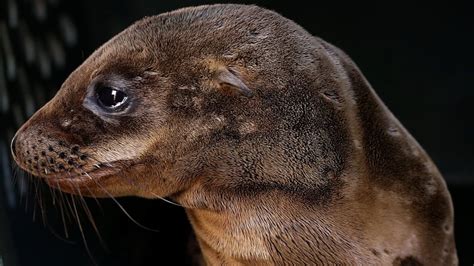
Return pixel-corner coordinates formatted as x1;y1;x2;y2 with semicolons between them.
42;160;133;190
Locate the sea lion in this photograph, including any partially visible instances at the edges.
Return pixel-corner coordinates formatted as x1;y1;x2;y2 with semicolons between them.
11;4;457;265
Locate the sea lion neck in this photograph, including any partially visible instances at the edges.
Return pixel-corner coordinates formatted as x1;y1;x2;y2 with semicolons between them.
182;191;364;264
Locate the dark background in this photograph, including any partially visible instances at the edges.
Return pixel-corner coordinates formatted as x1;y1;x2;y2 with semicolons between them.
0;1;472;265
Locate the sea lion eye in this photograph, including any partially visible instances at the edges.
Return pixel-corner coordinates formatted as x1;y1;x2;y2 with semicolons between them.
95;86;128;110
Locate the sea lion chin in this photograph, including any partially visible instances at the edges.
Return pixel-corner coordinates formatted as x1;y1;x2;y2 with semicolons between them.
11;4;457;265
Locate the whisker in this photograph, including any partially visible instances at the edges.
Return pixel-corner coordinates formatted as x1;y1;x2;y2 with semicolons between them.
44;157;58;207
37;181;48;227
76;172;104;215
31;175;39;222
63;192;78;228
16;171;27;205
32;165;48;228
24;173;32;213
57;190;70;238
48;182;57;206
84;184;104;214
11;163;20;188
46;223;75;244
84;171;159;233
70;190;99;266
73;177;108;252
149;192;184;208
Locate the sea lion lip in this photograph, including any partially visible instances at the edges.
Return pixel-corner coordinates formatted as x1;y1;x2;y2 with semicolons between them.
43;160;134;188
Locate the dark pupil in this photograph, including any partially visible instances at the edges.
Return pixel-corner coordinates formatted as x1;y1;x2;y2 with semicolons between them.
96;86;126;108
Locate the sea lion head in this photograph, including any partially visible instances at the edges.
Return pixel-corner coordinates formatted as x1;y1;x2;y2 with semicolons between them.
12;4;351;201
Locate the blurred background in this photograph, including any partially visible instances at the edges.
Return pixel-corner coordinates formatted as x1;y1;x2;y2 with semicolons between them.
0;1;472;265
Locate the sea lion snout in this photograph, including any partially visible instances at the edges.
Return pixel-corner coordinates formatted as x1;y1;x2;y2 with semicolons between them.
11;112;136;196
12;121;92;179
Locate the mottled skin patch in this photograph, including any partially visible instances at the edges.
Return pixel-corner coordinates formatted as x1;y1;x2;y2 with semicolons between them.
12;4;457;265
393;256;423;266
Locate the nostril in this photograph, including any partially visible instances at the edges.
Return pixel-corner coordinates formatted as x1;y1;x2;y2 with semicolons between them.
11;134;18;158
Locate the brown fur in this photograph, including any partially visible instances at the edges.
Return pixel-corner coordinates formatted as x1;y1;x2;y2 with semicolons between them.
11;4;457;265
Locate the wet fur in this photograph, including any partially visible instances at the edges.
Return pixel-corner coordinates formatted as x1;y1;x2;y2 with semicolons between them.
12;4;457;265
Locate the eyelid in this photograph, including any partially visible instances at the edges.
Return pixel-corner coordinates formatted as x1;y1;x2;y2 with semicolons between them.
90;73;134;93
94;84;124;96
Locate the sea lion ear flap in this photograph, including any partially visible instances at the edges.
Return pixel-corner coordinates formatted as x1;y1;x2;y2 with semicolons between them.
215;67;253;97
